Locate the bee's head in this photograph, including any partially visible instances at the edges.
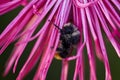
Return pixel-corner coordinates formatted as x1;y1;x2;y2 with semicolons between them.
62;23;74;34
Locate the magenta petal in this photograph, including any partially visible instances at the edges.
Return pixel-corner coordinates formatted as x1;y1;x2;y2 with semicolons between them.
0;0;23;15
61;60;69;80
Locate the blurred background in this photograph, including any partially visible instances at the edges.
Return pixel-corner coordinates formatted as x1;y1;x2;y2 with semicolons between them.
0;6;120;80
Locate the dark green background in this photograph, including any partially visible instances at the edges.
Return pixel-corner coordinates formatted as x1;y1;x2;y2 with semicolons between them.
0;7;120;80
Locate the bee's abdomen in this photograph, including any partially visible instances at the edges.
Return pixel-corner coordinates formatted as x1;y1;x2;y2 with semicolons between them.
59;51;68;58
56;47;69;58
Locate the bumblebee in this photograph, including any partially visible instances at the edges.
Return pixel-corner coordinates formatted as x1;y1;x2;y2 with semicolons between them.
49;21;80;60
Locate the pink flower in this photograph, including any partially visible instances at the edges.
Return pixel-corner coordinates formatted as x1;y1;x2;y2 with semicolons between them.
0;0;120;80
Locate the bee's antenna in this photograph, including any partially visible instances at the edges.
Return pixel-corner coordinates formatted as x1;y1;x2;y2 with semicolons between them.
48;20;61;30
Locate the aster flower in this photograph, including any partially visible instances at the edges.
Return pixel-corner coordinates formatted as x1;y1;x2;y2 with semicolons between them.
0;0;120;80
